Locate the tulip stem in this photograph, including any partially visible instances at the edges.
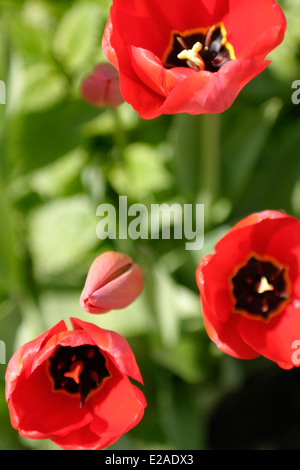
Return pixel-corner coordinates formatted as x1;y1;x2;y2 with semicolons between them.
200;113;221;225
171;112;221;227
111;106;126;161
171;113;202;202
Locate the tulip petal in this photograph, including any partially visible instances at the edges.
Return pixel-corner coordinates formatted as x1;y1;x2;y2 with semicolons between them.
51;422;108;450
70;318;144;384
104;6;165;119
7;361;93;439
5;321;67;401
160;59;269;115
130;46;195;97
225;0;286;59
239;302;300;369
201;297;259;360
88;373;146;448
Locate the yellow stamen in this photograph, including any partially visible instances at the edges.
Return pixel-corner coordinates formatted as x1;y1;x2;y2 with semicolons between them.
257;277;274;294
177;42;205;70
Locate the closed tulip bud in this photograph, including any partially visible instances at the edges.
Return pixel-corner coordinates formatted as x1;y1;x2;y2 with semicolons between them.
80;251;144;314
81;63;124;108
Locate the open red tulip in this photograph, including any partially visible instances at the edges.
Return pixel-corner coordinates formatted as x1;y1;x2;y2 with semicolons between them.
196;210;300;370
102;0;286;119
5;318;146;450
80;251;144;314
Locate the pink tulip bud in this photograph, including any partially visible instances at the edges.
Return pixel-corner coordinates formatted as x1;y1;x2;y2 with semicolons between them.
80;251;144;314
81;63;124;108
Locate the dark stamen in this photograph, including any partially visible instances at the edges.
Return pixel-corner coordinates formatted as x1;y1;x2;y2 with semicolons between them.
204;24;216;50
176;35;189;51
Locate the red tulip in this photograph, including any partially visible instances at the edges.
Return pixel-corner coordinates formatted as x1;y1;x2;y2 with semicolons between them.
5;318;146;450
102;0;286;119
196;210;300;370
80;251;144;314
81;63;124;108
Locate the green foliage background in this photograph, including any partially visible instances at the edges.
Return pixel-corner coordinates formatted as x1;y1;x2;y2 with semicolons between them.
0;0;300;450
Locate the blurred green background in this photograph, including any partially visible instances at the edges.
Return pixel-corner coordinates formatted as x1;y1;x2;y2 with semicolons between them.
1;0;300;450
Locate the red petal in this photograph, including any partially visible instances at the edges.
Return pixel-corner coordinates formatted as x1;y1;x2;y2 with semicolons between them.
225;0;286;59
197;255;259;359
52;362;146;449
51;422;107;450
160;59;269;115
227;210;293;234
130;46;194;97
102;12;119;69
7;361;93;439
265;221;300;298
239;302;300;369
215;212;298;256
88;372;146;449
201;301;259;360
110;0;230;57
70;318;144;384
5;321;67;401
30;330;95;375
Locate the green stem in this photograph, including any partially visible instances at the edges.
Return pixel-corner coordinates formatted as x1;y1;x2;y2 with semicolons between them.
171;113;202;203
200;113;220;208
111;106;126;161
171;112;221;227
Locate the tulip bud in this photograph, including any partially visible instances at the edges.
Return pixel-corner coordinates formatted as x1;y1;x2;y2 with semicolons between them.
81;63;124;108
80;251;144;314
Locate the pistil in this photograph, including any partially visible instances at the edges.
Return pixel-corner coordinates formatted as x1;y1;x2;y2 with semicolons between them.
64;361;84;384
256;277;275;294
177;41;205;71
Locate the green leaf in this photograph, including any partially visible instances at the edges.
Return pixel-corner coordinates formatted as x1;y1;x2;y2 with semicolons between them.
6;14;50;63
52;2;103;75
223;97;283;202
0;181;19;296
108;143;173;200
152;337;204;384
30;147;88;198
5;99;99;173
20;62;68;113
27;195;99;278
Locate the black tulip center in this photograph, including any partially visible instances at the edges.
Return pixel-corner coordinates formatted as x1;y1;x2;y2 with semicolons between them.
231;256;289;319
49;344;110;407
162;23;235;72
